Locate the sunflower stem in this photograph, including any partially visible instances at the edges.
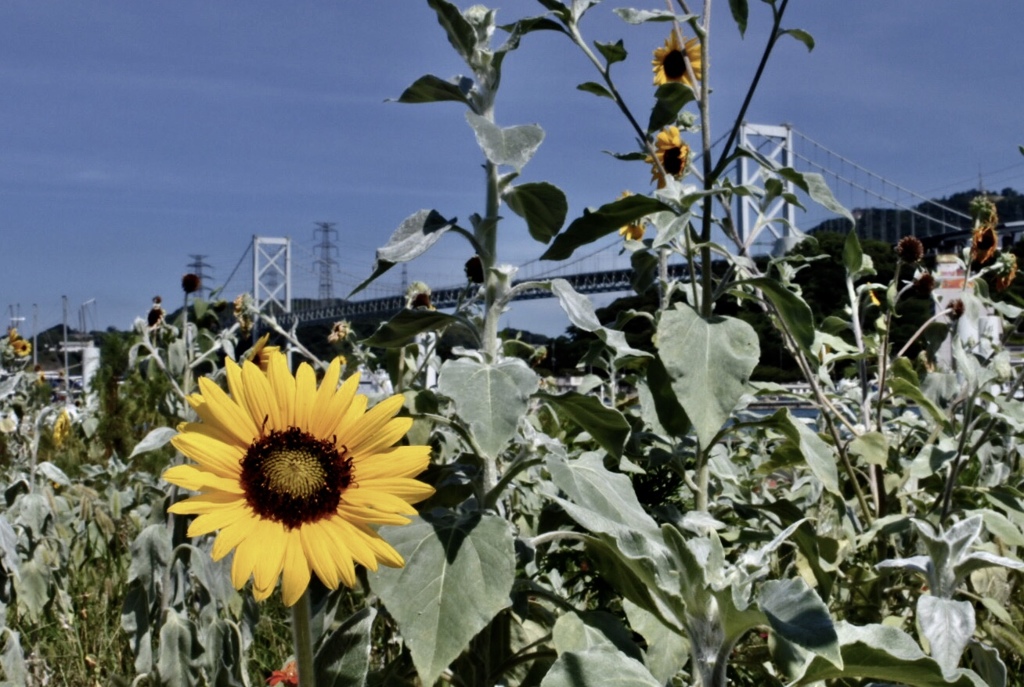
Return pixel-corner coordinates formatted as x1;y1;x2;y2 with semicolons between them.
291;589;318;687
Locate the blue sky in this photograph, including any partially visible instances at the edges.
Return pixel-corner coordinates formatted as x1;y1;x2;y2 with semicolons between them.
3;2;1023;337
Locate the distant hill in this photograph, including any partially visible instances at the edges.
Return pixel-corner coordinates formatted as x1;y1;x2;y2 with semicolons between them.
808;186;1024;244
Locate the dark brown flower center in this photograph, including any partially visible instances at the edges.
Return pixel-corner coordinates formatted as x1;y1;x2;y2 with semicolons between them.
663;49;687;80
663;147;685;176
240;427;353;529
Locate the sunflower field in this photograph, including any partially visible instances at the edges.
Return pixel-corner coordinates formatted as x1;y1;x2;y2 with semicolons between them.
2;1;1024;686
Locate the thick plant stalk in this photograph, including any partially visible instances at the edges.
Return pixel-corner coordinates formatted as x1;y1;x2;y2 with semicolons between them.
292;589;317;687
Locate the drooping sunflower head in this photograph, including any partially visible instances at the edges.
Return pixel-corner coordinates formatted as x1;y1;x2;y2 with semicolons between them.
163;350;434;606
652;31;702;87
996;253;1018;292
971;222;998;265
646;126;690;189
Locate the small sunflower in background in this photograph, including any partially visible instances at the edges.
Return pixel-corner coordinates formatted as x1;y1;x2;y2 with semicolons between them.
970;195;999;265
53;410;71;448
652;31;702;88
163;350;434;606
616;191;646;241
647;126;690;188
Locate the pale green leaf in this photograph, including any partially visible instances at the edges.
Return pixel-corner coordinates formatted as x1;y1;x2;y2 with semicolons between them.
536;391;630;459
759;579;842;668
504;182;568;243
655;304;759;446
369;512;515;687
315;607;377;687
917;596;975;678
465;112;545;172
351;210;455;296
540;647;661;687
437;358;539;459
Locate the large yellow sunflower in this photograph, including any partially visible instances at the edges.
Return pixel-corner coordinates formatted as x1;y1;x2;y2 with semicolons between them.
646;126;690;189
163;350;434;606
652;31;702;88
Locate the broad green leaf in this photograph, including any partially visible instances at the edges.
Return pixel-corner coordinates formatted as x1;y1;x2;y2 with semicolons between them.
120;580;153;674
577;81;613;99
14;559;49;622
843;228;864;277
623;599;689;684
504;182;568;243
643;356;691;438
427;0;477;63
850;431;890;467
369;512;515;687
655;304;759;446
465;112;545;172
780;27;815;51
0;629;27;687
968;641;1007;687
157;610;202;687
571;0;599;22
351;210;454;296
613;8;693;24
395;74;474;109
759;579;842;668
315;607;377;687
735;277;815;356
729;0;749;35
918;595;975;678
791;622;988;687
129;426;178;459
203;618;246;687
648;82;697;134
759;409;840;495
552;611;644;661
774;168;852;224
437;358;538;459
127;523;171;608
594;39;627;65
542;195;673;261
550;279;651;361
536;391;630;459
364;310;467;348
541;647;661;687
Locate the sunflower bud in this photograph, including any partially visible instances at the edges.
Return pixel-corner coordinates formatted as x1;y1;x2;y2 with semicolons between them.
895;236;924;264
181;273;202;295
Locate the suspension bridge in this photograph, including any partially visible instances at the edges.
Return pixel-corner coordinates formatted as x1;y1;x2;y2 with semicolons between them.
204;124;1023;329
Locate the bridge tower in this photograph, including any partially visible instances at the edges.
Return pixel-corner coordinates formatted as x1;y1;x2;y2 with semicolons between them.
253;236;292;316
735;123;798;255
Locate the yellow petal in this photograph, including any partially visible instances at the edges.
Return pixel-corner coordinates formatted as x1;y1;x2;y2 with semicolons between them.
313;373;360;440
171;431;244;478
330;517;381;573
352;446;431;480
186;501;248;537
197;376;260;446
280;530;311;607
212;515;259;561
342;395;405;451
356;478;435;505
343;488;419;515
353;523;405;568
252;520;287;595
300;522;342;589
293;363;318;432
231;529;261;589
350;417;412;456
309;358;343;437
267;351;296;427
241;359;283;432
162;464;244;494
168;491;243;515
337;503;411;527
